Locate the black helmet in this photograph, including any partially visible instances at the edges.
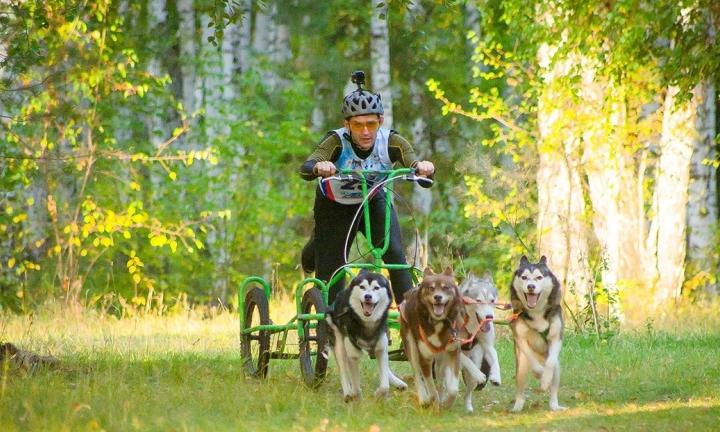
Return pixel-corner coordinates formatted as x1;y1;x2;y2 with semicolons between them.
342;70;384;119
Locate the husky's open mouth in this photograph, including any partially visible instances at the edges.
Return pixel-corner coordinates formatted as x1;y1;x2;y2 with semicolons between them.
362;301;376;317
480;319;492;332
432;302;446;317
525;292;539;308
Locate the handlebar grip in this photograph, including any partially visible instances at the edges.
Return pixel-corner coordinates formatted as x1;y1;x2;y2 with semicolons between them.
403;174;434;187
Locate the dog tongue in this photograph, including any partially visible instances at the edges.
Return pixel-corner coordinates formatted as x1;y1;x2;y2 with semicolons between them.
480;320;491;333
362;302;374;316
433;304;445;316
526;293;539;308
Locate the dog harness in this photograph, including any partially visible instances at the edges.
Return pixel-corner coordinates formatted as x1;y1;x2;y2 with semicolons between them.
507;310;551;342
399;299;488;354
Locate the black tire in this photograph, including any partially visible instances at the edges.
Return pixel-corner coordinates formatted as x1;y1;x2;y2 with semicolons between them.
241;287;271;379
298;287;329;387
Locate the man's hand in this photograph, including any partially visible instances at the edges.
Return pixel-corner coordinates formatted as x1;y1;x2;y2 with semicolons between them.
313;161;337;177
415;161;435;177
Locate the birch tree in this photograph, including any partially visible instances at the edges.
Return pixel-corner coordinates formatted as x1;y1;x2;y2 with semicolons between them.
686;81;717;291
536;42;591;304
371;0;392;127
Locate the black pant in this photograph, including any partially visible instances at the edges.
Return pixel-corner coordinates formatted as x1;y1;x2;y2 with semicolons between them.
304;187;413;305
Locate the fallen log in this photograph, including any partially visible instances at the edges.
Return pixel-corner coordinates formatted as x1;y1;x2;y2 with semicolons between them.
0;342;60;372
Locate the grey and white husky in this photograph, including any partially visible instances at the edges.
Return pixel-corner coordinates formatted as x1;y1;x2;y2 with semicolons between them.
458;272;502;413
509;256;566;412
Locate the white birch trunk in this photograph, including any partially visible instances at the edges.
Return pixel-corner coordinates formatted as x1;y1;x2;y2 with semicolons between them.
147;0;167;147
651;86;698;306
686;82;717;286
536;43;591;304
370;0;392;127
234;0;253;74
177;0;196;115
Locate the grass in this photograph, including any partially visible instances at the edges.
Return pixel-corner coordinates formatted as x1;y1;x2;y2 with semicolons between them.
1;299;719;431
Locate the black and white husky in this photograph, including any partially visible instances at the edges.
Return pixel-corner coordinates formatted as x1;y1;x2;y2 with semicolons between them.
325;271;408;401
458;272;502;413
509;256;566;412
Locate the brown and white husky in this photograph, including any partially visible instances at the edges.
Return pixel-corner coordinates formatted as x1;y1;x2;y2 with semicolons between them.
509;256;566;412
400;267;486;408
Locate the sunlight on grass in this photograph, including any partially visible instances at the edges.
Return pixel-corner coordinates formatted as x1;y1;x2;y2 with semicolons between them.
0;301;718;431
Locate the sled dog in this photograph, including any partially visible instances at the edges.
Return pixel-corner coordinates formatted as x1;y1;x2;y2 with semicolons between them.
400;267;486;408
325;270;407;401
458;272;502;413
509;256;566;412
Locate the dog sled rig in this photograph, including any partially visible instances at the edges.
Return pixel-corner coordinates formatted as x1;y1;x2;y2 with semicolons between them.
238;167;511;387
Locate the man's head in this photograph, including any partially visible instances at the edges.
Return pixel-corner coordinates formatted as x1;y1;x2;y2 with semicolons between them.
344;114;383;150
342;70;384;150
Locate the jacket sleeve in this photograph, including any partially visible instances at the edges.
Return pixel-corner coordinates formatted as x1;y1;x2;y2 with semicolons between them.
299;132;342;181
388;132;434;187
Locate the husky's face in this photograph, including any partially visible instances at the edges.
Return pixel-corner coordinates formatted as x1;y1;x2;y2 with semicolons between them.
512;256;555;309
349;271;392;321
460;273;498;332
419;267;459;320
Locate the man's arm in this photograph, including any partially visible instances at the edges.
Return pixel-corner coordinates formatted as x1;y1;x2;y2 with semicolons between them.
299;132;342;180
388;133;435;186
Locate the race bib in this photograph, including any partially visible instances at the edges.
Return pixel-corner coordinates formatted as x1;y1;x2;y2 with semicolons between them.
319;175;385;205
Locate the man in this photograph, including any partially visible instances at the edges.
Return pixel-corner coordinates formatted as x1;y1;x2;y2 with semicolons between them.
299;71;435;304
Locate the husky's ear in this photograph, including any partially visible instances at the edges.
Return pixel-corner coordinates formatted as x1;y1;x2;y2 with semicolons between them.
423;267;434;276
520;256;530;266
481;271;493;282
442;266;454;277
358;269;370;277
539;255;548;266
465;271;475;280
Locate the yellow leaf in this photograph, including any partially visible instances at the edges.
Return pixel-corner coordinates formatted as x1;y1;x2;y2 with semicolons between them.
133;274;141;284
80;249;88;257
93;238;100;247
130;181;141;191
168;171;177;181
100;237;112;247
123;230;131;239
54;245;61;253
26;197;35;206
128;265;136;274
169;240;177;253
8;258;16;269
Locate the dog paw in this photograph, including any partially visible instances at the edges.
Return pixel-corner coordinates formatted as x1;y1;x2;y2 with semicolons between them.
392;380;408;391
510;400;525;412
550;403;567;411
490;377;501;386
374;387;390;399
343;392;360;403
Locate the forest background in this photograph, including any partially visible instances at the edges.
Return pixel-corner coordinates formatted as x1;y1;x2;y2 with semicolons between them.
1;0;719;330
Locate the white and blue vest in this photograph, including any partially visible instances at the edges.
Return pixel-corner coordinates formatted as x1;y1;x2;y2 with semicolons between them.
319;127;393;205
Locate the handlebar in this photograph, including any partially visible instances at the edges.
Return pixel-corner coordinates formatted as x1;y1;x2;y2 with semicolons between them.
328;168;434;186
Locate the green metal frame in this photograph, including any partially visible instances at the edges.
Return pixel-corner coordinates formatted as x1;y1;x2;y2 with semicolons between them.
238;167;423;366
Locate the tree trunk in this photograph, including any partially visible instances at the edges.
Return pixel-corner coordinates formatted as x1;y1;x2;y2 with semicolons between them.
234;0;253;74
536;43;591;304
686;81;717;294
146;0;167;147
370;0;392;127
651;85;699;306
176;0;197;114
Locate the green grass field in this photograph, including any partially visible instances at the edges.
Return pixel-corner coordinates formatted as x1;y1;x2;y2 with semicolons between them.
1;302;719;431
